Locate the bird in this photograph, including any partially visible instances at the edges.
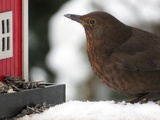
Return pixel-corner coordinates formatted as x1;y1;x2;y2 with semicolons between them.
64;11;160;103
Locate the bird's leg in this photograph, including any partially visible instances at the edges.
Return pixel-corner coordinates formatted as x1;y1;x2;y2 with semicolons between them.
130;97;149;104
130;92;160;104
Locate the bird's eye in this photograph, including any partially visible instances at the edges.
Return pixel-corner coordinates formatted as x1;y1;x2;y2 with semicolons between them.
89;19;96;25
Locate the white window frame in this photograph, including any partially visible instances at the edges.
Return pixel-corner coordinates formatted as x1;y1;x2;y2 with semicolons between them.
0;11;13;60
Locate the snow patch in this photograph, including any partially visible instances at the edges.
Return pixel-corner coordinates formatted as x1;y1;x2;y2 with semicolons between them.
18;101;160;120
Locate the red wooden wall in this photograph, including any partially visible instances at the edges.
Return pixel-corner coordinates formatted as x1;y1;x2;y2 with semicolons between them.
0;0;22;80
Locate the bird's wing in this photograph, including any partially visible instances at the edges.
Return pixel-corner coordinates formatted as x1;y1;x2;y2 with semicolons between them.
112;30;160;71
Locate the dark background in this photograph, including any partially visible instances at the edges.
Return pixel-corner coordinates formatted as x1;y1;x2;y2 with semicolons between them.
29;0;68;82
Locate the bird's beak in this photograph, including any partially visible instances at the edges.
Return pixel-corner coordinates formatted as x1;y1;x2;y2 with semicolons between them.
64;14;82;24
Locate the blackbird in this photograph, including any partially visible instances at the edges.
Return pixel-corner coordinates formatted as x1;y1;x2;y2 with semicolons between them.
64;11;160;103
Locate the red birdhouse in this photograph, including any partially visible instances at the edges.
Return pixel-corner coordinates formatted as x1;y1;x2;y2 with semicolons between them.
0;0;28;80
0;1;65;119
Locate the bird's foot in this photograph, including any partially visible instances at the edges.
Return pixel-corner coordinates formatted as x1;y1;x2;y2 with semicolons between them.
129;92;160;104
129;97;149;104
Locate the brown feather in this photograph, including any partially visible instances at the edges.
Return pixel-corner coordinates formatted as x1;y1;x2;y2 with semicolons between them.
65;11;160;102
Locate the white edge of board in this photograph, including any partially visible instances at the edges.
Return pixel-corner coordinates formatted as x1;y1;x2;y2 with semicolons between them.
22;0;29;81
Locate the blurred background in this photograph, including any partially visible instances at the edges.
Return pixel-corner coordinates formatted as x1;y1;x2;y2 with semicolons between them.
29;0;160;101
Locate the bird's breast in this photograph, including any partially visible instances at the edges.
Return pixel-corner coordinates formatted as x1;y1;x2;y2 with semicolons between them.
87;42;160;96
86;42;115;85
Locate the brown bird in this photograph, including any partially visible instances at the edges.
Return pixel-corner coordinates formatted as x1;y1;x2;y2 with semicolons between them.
64;11;160;103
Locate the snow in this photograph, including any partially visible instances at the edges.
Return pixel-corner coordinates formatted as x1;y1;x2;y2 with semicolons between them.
17;101;160;120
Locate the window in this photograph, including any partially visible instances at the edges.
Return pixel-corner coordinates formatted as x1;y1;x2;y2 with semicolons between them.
0;11;13;60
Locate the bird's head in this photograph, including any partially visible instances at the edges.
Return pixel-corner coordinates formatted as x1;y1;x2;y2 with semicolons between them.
64;11;131;47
